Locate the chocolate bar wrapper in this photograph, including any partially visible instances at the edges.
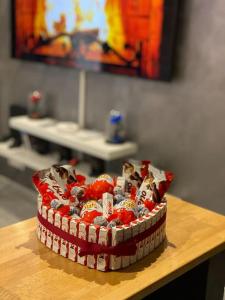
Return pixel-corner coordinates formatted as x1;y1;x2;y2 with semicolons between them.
46;229;53;249
68;218;79;262
60;239;68;257
37;222;42;240
148;211;157;252
41;205;49;219
122;160;150;192
152;207;161;248
102;192;113;218
54;212;61;228
33;169;69;205
60;216;71;257
158;202;167;243
122;225;132;268
77;222;88;265
115;176;126;193
52;212;62;253
136;177;152;206
129;220;140;264
52;234;61;254
136;217;146;260
62;216;71;232
47;208;55;224
87;225;99;269
142;214;152;256
110;226;124;270
97;227;111;271
50;164;77;190
37;195;42;214
40;225;47;245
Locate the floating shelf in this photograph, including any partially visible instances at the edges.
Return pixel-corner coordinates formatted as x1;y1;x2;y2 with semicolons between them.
9;116;138;161
0;141;92;175
0;141;57;170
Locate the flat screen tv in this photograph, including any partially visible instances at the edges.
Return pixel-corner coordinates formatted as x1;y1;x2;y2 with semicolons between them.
12;0;178;80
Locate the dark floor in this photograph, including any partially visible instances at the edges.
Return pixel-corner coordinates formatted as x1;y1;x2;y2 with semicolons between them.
0;174;36;227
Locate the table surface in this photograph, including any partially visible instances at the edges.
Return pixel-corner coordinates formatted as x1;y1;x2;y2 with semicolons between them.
0;195;225;300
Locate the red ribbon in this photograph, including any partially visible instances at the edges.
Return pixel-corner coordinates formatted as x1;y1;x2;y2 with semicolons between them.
38;212;166;257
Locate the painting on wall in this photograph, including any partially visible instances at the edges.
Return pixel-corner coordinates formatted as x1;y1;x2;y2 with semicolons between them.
12;0;178;80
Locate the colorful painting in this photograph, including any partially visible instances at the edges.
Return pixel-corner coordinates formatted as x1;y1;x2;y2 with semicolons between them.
12;0;178;80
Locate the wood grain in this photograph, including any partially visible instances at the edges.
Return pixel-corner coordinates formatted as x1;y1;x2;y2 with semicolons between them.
0;195;224;300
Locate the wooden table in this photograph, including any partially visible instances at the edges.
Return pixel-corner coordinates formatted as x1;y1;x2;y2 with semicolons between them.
0;195;224;300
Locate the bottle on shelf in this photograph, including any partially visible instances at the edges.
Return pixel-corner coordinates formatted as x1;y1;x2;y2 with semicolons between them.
105;110;126;144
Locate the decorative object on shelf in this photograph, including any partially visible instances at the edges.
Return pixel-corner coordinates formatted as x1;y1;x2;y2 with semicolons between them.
33;160;174;271
28;90;43;119
105;110;126;144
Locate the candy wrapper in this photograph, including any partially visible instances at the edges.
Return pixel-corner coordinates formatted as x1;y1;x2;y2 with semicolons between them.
136;164;174;204
85;174;114;200
122;160;150;192
33;165;87;207
51;164;77;189
80;200;103;223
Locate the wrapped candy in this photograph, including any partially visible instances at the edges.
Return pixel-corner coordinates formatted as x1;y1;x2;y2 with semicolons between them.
32;169;69;206
109;199;137;225
136;164;174;204
122;160;150;192
51;164;77;190
50;199;62;209
80;200;103;223
86;174;114;200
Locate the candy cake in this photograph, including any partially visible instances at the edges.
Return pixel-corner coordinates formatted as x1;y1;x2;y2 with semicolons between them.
33;160;174;271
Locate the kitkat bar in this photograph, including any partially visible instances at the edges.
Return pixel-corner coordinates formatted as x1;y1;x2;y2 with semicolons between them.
110;226;124;270
77;222;89;265
87;224;99;269
97;227;111;271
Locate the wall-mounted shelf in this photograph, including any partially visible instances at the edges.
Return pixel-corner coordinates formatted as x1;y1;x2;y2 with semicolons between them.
0;141;57;170
0;140;92;174
9;116;138;161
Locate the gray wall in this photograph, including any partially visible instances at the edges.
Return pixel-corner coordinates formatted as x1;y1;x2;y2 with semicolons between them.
0;0;225;214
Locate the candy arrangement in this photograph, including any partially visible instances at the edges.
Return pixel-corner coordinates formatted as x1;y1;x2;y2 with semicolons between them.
33;160;174;271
